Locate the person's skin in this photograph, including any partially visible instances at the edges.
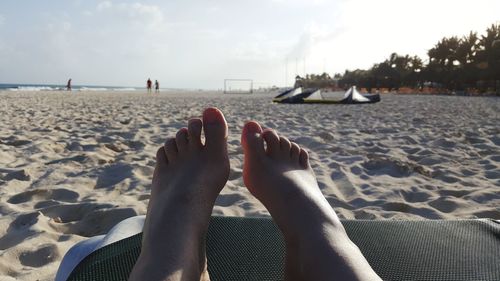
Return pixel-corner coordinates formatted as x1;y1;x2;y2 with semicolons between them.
241;121;382;281
129;107;381;281
129;107;229;281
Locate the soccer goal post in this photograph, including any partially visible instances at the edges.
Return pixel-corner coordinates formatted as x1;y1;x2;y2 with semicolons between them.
224;79;253;94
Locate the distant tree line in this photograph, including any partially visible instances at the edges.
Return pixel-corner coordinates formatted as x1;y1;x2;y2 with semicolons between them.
295;23;500;94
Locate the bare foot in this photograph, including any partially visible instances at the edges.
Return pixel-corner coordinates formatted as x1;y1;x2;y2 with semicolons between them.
241;121;381;281
129;108;229;281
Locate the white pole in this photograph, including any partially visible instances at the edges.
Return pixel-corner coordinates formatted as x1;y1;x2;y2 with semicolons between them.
295;58;298;77
285;58;288;87
303;57;306;76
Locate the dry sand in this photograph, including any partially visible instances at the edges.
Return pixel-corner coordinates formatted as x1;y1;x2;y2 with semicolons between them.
0;90;499;280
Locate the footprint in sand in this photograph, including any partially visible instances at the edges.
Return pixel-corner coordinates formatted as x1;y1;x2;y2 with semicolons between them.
381;202;442;219
46;154;88;165
401;146;421;155
353;209;377;220
19;244;59;267
0;138;32;147
399;189;431;203
104;142;126;153
459;168;477;177
41;202;138;237
428;197;463;213
438;189;472;198
126;140;146;150
41;202;114;223
94;163;134;189
362;156;431;178
490;155;500;162
34;200;62;209
473;210;500;220
228;168;243;181
432;171;460;183
381;201;413;212
0;212;40;250
2;169;31;181
318;131;335;141
489;136;500;146
66;141;83;151
215;193;247;207
7;188;79;204
484;170;500;180
417;155;446;166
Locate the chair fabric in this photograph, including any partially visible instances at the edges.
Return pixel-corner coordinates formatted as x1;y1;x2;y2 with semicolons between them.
67;217;500;281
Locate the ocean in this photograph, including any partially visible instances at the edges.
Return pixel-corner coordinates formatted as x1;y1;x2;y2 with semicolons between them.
0;83;138;92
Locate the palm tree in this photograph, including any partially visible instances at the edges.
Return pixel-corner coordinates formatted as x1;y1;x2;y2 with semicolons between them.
476;24;500;92
426;36;462;88
453;32;479;89
456;32;478;66
334;22;499;94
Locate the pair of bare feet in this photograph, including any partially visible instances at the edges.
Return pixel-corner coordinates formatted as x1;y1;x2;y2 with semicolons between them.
128;108;381;281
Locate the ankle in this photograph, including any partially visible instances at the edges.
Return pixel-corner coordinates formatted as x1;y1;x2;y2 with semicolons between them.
280;197;342;232
135;239;207;279
131;253;206;281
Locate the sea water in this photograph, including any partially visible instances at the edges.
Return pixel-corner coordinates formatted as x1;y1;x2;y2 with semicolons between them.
0;83;137;92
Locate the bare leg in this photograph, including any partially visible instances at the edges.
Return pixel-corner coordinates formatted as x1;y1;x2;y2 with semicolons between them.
241;121;382;281
129;108;230;281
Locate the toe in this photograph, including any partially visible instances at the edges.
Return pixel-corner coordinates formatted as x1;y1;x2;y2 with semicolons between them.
299;148;310;169
155;146;168;167
262;129;280;157
175;128;189;153
290;142;300;162
202;107;228;151
241;121;265;156
188;118;203;148
164;138;178;162
279;136;292;157
153;147;168;183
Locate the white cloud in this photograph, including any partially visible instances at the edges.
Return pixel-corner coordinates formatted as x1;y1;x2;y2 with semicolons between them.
119;3;164;26
280;0;500;80
62;22;72;32
97;1;112;12
286;22;339;59
96;2;165;30
270;0;327;5
206;6;220;14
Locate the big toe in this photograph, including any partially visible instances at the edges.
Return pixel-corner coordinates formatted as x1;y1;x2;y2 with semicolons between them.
241;121;265;156
203;107;228;151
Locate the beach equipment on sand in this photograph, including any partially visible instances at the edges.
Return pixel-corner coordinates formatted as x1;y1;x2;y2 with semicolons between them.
273;86;380;104
272;87;303;102
58;216;500;281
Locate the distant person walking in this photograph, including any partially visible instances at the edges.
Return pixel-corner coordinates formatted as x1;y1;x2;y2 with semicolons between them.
155;80;160;93
147;78;152;94
67;79;72;91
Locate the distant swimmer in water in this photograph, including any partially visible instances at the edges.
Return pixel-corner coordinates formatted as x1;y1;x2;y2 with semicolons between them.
147;78;152;94
67;79;72;91
155;80;160;94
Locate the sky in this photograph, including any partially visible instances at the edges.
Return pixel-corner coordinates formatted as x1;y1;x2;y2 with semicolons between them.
0;0;499;89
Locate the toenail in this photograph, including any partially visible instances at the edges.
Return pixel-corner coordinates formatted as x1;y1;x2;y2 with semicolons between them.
203;108;220;123
188;119;201;126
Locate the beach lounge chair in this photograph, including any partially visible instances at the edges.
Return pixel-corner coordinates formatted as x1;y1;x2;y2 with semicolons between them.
59;216;500;281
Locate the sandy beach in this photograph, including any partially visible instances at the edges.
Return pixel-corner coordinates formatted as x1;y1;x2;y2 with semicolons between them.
0;90;499;280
